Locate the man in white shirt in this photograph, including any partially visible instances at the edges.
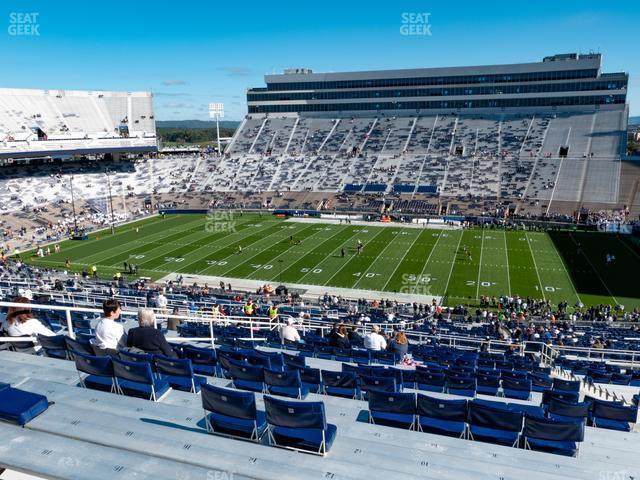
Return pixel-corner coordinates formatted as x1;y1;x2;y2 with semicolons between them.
363;325;387;351
91;299;125;355
280;318;301;344
157;291;168;316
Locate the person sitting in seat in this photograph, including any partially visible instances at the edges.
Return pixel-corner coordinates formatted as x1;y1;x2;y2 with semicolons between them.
3;296;55;350
92;299;125;356
126;308;177;357
363;325;387;351
386;330;409;358
280;318;301;344
330;324;350;350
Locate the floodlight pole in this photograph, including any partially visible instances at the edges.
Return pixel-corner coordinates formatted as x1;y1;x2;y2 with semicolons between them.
69;174;79;234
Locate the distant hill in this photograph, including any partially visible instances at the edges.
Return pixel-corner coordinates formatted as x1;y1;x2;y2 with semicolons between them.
156;119;240;129
629;116;640;125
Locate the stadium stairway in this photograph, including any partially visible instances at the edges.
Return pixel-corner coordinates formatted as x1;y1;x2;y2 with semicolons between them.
0;351;639;480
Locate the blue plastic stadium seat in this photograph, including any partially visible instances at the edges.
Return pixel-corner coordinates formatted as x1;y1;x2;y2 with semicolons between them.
417;394;467;438
468;401;522;447
227;358;266;393
37;334;69;359
182;345;219;377
300;367;322;394
523;414;585;457
201;384;266;442
359;375;398;400
65;336;94;357
590;398;638;432
416;370;446;393
321;370;359;399
112;358;171;401
542;389;580;405
283;352;306;370
547;397;591;422
368;390;415;429
264;395;337;456
476;374;500;396
552;378;580;392
73;350;116;393
501;377;532;401
0;387;49;425
154;355;207;393
447;377;477;398
264;368;309;399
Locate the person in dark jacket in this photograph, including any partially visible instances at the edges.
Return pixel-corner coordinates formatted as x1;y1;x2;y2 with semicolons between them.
386;330;409;358
331;324;350;350
126;308;177;357
348;324;363;346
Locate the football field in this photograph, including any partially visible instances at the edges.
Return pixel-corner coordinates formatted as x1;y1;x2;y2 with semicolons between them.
25;213;640;309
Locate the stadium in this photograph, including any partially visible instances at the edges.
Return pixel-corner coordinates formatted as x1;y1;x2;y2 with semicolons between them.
0;2;639;480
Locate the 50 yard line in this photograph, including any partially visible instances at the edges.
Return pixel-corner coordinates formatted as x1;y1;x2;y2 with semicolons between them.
476;229;485;300
525;231;545;300
502;230;512;296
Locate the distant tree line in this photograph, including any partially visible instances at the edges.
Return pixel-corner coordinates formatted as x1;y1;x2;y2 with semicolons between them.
157;127;236;145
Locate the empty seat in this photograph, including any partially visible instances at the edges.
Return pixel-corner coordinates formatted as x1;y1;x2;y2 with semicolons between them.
73;350;116;393
501;377;532;401
264;368;309;399
112;357;171;401
227;358;266;393
547;397;591;422
368;390;415;429
299;367;322;394
476;373;500;396
522;414;585;457
552;378;580;392
153;355;206;393
0;387;49;426
201;384;267;441
590;398;638;432
37;334;68;359
264;395;337;456
447;377;477;397
182;345;219;377
359;375;398;400
416;370;446;393
417;394;467;438
283;352;306;370
321;370;359;399
542;389;580;405
468;401;522;447
65;336;94;357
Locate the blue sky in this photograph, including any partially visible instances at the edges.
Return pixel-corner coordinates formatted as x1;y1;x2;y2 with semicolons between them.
1;1;637;120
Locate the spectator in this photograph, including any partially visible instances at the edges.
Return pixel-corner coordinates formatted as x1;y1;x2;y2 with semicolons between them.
331;324;350;349
386;330;409;357
156;289;168;315
91;299;125;356
363;325;387;351
280;318;301;344
126;308;177;357
3;296;55;349
348;324;363;346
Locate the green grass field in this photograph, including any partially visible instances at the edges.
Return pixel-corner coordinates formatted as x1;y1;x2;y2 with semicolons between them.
24;213;640;309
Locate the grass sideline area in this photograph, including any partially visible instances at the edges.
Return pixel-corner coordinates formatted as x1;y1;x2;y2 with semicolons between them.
22;213;640;309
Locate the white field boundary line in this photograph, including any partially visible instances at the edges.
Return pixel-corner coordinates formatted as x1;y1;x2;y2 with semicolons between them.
227;223;332;279
542;234;582;306
294;227;365;284
352;229;422;290
568;232;619;306
248;225;352;283
79;215;210;265
441;229;464;298
409;229;446;295
503;230;512;296
321;228;391;287
381;229;425;291
193;221;311;276
476;229;485;300
105;215;269;272
525;231;546;301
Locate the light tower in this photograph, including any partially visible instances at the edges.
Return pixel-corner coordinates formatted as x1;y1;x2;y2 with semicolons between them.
208;103;225;154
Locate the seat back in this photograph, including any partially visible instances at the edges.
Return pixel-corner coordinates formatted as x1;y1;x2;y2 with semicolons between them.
547;397;591;419
283;353;305;370
368;390;415;414
65;336;94;356
542;389;580;405
73;351;114;377
417;394;467;421
416;371;446;386
154;355;194;378
264;368;302;388
112;357;154;385
523;414;584;442
119;350;154;364
183;345;216;365
321;370;357;388
360;375;397;393
502;377;532;392
300;367;321;385
592;399;638;422
468;401;523;432
227;358;265;382
263;395;327;430
37;334;67;352
201;384;257;420
552;378;580;392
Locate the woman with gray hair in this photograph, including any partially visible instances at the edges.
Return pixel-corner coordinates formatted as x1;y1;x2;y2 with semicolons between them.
126;308;177;357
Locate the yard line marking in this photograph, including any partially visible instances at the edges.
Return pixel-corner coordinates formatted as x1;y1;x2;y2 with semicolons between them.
321;228;390;287
441;230;464;298
410;230;445;295
502;230;511;296
381;230;425;291
353;229;420;289
525;231;545;300
476;229;485;300
568;233;619;306
241;224;335;279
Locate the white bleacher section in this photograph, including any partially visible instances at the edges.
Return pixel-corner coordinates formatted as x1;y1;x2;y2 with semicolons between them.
0;88;156;158
223;109;626;204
